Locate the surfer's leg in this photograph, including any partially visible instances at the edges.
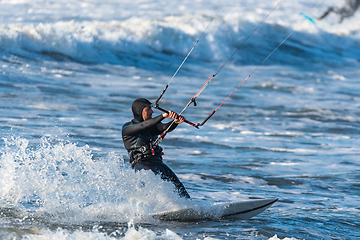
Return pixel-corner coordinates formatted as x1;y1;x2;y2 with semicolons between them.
339;15;345;23
338;8;354;23
153;162;191;199
319;7;334;20
132;161;191;198
132;161;152;171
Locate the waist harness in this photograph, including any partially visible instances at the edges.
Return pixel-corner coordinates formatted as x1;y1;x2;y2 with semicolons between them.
129;142;163;166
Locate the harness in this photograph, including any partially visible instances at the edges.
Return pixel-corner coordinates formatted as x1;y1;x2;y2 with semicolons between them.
129;141;163;166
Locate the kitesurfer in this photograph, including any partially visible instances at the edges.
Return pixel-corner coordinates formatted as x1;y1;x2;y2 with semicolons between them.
122;98;191;198
319;0;360;23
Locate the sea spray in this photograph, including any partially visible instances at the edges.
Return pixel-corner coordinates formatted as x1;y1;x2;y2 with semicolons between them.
0;136;191;224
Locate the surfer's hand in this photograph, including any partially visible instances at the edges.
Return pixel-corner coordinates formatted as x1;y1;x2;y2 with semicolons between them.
162;110;177;118
174;115;185;124
162;111;185;124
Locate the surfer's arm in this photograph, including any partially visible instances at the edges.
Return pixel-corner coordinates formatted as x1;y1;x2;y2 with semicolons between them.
122;115;165;135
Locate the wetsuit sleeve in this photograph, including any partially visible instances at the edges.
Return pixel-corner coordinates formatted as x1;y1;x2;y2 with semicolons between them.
155;120;178;133
122;115;165;135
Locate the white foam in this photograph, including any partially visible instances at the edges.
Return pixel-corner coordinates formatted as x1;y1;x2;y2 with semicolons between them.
20;222;183;240
0;136;194;224
0;1;359;66
268;235;299;240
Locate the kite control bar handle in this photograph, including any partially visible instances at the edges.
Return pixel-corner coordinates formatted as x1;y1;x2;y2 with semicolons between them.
153;105;199;129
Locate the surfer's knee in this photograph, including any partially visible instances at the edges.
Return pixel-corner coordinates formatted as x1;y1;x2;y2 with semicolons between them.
153;166;167;178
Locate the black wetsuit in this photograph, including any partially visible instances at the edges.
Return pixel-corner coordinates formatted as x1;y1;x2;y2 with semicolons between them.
319;0;360;23
122;98;190;198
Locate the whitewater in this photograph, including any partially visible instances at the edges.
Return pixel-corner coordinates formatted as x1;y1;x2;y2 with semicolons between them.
1;0;360;239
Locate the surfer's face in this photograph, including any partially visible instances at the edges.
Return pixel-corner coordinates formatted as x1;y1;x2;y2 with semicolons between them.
142;105;153;120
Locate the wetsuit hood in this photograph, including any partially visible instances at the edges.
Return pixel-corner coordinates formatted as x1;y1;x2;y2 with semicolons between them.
132;98;152;122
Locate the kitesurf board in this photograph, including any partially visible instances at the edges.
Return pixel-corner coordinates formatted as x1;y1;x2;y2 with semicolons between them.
152;197;278;221
300;12;330;30
300;12;318;25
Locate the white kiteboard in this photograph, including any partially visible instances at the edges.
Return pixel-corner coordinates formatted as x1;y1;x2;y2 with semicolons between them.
301;12;319;25
300;12;330;30
152;197;278;221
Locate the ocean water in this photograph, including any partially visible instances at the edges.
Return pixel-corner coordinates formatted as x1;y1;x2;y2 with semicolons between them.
1;0;360;239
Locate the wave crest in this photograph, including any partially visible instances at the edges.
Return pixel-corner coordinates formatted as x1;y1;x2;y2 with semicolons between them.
1;14;359;67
